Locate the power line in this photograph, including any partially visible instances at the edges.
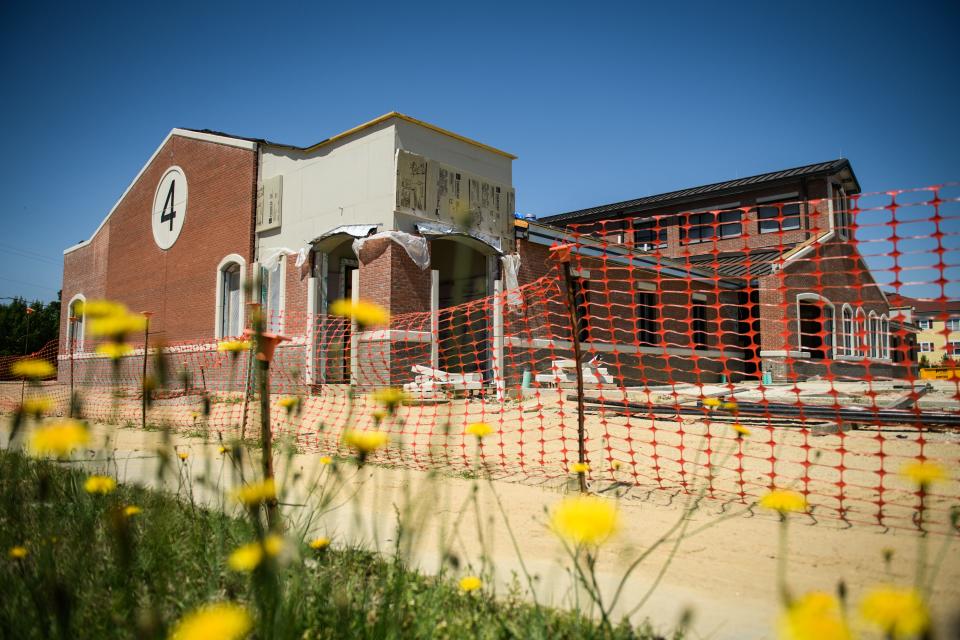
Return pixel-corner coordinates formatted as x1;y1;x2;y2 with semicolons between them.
0;275;59;293
0;244;60;266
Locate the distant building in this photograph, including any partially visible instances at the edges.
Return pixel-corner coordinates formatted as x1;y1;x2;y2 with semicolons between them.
889;295;960;365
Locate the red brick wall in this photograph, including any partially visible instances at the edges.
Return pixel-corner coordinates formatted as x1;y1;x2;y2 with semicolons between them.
60;224;110;347
60;134;256;349
282;252;309;338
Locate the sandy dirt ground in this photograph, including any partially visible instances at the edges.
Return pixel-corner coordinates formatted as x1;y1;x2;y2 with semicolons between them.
3;378;959;531
4;419;958;640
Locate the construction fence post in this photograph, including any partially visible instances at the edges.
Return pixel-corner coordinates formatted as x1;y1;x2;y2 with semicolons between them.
550;244;588;493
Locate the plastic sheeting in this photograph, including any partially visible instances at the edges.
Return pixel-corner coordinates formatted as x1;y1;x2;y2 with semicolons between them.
353;230;431;270
415;221;503;254
501;253;522;308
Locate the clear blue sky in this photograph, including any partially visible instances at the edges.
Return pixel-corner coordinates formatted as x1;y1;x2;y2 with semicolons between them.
0;0;957;303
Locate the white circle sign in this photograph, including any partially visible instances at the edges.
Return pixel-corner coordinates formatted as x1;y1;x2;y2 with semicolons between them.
151;166;188;249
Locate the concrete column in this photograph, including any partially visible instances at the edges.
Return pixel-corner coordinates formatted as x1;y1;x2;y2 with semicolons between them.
305;276;316;385
492;279;504;401
350;268;360;386
430;269;439;370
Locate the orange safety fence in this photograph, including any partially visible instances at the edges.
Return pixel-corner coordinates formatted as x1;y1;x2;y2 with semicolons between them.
2;184;959;532
0;339;58;381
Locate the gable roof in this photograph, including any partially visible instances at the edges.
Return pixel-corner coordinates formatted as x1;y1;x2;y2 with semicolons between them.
65;114;514;255
542;158;860;226
64;129;257;255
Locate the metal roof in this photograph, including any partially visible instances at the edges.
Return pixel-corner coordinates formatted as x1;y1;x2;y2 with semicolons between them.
542;159;859;225
684;249;787;278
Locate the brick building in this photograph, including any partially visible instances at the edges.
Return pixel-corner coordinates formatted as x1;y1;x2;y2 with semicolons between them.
60;114;915;390
537;159;918;382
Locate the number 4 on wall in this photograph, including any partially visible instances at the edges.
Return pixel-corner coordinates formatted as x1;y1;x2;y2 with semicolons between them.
160;181;176;231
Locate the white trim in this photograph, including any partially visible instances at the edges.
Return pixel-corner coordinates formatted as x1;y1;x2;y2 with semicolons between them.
66;293;86;352
262;253;287;334
868;310;878;358
855;307;866;356
64;129;257;255
795;292;835;358
759;350;808;358
840;303;854;356
357;329;432;343
881;314;889;359
504;336;741;359
689;201;741;213
214;254;247;339
756;192;799;204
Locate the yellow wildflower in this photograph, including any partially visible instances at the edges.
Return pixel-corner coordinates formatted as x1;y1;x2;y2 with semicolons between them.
459;575;482;592
21;396;53;415
731;423;751;438
123;505;142;517
228;543;263;572
232;479;277;506
319;456;333;465
702;397;722;408
178;451;189;461
228;534;284;572
343;430;389;454
860;586;929;639
329;298;390;328
372;387;407;411
900;460;946;488
465;422;493;439
309;536;331;550
217;339;252;353
550;496;619;546
779;591;851;640
28;420;90;458
371;409;387;422
721;401;739;411
277;396;300;411
219;446;229;455
96;342;133;360
611;460;623;471
759;489;807;514
9;546;28;559
84;475;116;495
11;358;55;380
570;462;590;474
89;313;148;339
76;299;127;319
169;602;253;640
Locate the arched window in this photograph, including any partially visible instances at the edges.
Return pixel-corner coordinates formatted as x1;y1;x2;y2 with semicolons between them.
855;307;867;357
67;294;86;352
216;254;247;338
868;311;879;358
796;293;835;359
841;304;854;356
880;315;889;359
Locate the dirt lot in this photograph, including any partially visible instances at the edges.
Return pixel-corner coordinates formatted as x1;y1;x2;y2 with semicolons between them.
3;379;959;532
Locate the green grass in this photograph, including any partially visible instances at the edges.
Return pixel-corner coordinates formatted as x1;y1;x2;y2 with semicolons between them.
0;451;674;640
